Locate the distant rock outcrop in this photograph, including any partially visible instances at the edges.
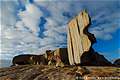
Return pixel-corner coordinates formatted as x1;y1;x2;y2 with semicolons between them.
113;58;120;67
12;54;48;66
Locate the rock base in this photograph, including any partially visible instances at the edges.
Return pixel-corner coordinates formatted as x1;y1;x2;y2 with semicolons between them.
0;65;120;80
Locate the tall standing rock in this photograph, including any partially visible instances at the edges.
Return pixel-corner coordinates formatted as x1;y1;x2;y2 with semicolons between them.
67;10;93;65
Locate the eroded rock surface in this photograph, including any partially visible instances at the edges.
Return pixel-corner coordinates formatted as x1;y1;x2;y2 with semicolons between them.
0;65;120;80
67;10;96;65
12;54;48;66
46;48;69;67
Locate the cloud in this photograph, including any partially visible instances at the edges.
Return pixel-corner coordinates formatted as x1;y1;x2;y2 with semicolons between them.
0;1;18;26
90;22;119;40
39;18;67;50
0;54;13;60
35;0;120;41
89;2;120;40
0;1;43;60
18;3;43;36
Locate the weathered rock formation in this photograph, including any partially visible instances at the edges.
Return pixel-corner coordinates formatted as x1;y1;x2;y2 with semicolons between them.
113;58;120;67
54;48;69;65
12;54;48;66
45;48;112;66
1;10;118;80
67;10;96;65
46;48;69;67
11;10;112;67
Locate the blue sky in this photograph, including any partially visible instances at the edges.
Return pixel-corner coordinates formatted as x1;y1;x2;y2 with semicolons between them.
0;0;120;67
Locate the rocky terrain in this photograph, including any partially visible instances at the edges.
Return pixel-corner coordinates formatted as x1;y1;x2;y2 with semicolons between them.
0;65;120;80
0;11;119;80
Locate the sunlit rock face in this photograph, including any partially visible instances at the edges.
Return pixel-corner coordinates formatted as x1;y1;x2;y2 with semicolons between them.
53;48;69;65
46;48;69;67
67;10;96;65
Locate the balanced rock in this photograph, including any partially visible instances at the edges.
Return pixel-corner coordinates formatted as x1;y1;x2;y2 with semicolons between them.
67;10;96;65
